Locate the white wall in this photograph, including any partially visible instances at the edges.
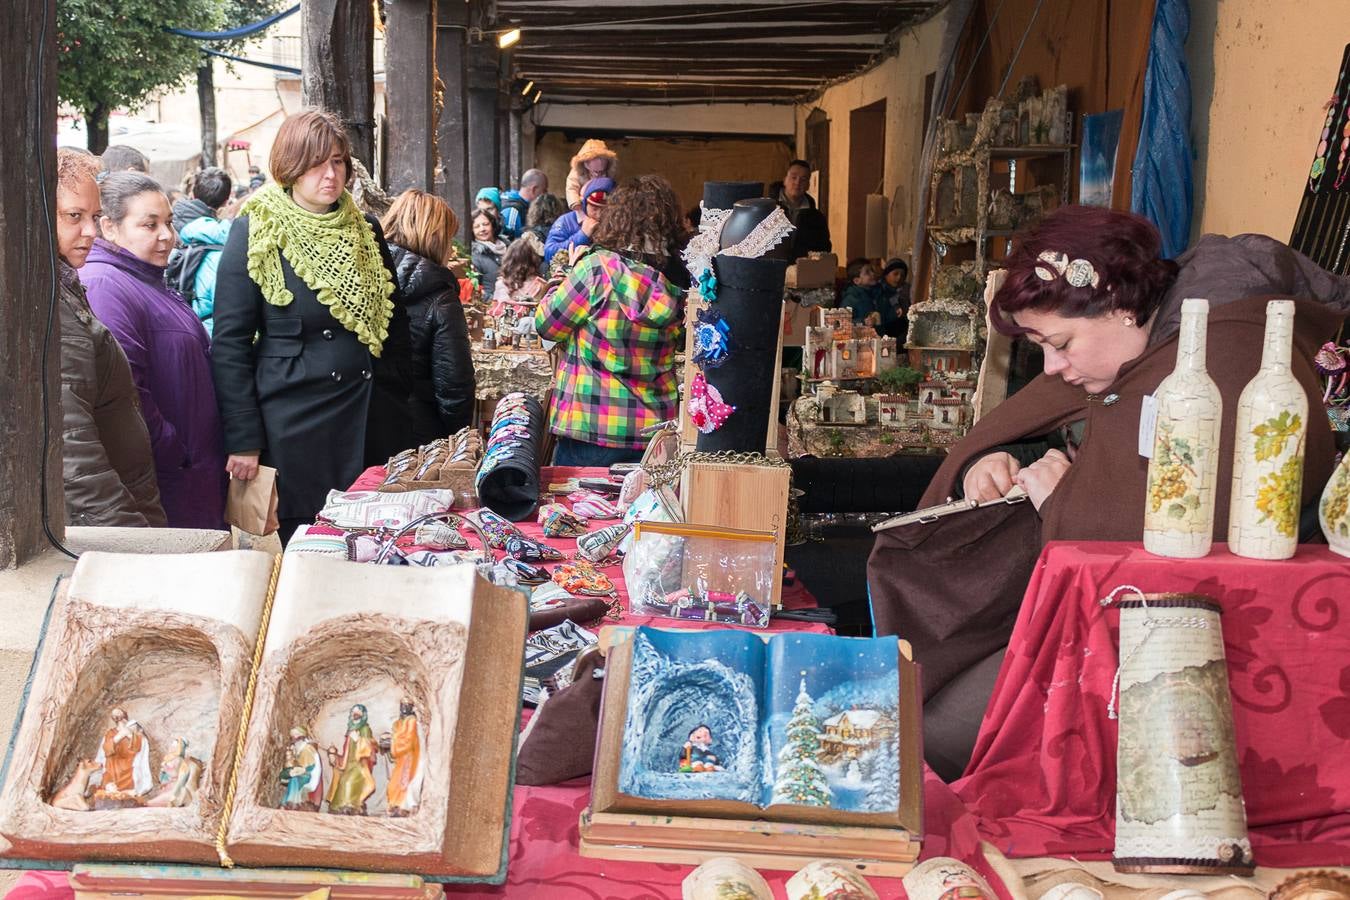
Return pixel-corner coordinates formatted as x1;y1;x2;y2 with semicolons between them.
794;7;952;262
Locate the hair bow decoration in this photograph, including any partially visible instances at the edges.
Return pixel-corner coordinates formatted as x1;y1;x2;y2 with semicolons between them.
697;269;719;303
692;307;732;370
1034;250;1100;289
688;372;735;434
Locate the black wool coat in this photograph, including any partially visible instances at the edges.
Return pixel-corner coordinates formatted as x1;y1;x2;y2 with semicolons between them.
211;212;401;523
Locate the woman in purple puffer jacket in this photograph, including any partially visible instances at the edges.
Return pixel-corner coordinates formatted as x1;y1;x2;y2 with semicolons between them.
82;172;226;529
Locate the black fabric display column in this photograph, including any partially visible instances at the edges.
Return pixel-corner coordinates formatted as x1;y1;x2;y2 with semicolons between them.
702;181;763;210
696;254;789;452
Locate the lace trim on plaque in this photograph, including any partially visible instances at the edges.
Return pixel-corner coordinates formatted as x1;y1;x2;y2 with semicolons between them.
1114;833;1253;863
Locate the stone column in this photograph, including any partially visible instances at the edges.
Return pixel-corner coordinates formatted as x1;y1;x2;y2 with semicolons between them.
435;0;472;237
301;0;376;169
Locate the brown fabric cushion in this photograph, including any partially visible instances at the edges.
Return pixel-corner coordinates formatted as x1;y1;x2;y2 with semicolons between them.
516;647;606;785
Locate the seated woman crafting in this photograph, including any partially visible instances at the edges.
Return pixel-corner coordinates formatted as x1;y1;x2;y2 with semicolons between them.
868;204;1350;781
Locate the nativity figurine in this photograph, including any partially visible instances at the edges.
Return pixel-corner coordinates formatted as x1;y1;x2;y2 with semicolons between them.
381;697;424;817
326;705;377;815
280;726;324;812
92;707;153;808
678;724;724;773
50;758;103;812
145;737;203;808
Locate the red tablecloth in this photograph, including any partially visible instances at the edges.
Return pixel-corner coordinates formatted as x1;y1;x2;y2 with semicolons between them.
950;541;1350;868
6;467;1007;900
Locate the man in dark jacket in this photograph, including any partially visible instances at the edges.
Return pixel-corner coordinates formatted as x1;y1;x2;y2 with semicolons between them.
55;148;165;526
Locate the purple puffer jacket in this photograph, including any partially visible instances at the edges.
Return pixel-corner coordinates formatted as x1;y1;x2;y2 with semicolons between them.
82;239;226;529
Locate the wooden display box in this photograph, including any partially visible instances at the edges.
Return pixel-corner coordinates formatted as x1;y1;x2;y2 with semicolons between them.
785;253;837;289
679;460;790;608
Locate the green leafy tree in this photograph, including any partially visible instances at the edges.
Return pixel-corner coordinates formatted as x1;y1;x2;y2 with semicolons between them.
58;0;224;153
771;678;832;807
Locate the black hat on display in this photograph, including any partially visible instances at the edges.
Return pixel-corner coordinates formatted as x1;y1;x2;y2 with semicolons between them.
690;197;795;453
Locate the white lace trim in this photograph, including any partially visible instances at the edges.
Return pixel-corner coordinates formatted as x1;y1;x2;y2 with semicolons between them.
681;205;733;280
719;206;795;260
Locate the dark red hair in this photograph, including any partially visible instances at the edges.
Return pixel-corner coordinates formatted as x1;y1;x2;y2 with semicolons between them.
990;205;1179;336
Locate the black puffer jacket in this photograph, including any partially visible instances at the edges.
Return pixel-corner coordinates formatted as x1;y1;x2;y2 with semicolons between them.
386;244;477;445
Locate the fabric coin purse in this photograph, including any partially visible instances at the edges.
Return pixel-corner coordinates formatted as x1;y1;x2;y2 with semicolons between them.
552;560;615;596
507;535;566;562
575;522;631;564
503;557;549;585
569;491;621;520
541;507;589;538
467;508;526;549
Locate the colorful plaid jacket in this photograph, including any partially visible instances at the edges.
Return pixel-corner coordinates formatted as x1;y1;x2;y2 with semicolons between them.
534;248;684;448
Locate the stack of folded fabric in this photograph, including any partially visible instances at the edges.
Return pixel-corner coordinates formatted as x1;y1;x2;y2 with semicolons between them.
477;392;547;521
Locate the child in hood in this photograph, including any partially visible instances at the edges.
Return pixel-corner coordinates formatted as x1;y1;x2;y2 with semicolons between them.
565;139;618;210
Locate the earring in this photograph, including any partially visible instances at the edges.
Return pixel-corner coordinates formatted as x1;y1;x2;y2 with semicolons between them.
1121;316;1135;327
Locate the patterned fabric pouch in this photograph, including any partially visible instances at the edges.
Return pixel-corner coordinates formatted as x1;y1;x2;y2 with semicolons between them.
506;535;566;562
466;507;527;549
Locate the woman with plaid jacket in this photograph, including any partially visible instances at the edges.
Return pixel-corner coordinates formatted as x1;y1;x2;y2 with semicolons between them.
534;175;686;467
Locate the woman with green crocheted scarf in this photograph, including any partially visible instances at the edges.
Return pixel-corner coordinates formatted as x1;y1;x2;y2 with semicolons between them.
211;111;402;543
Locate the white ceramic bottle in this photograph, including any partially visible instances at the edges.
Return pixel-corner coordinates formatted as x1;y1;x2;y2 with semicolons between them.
1228;300;1307;559
1143;298;1223;558
1320;452;1350;557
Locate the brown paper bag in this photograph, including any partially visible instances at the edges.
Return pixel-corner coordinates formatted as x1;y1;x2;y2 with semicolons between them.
226;465;280;535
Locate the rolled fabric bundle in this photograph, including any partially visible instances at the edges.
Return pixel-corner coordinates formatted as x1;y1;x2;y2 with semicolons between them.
477;391;547;521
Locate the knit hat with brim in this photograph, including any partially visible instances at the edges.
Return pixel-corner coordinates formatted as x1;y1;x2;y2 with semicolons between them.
475;186;501;208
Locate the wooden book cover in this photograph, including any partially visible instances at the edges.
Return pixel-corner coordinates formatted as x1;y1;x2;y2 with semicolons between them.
591;627;922;834
0;551;527;883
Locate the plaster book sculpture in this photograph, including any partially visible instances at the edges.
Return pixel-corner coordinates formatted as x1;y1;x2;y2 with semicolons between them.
0;550;527;882
1105;591;1253;875
1143;298;1223;559
587;627;922;861
1228;301;1308;559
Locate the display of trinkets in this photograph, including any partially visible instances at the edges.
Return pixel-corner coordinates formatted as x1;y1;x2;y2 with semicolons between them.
635;584;769;628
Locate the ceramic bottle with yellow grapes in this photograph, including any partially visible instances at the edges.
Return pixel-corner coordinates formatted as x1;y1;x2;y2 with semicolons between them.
1228;300;1307;559
1144;298;1223;558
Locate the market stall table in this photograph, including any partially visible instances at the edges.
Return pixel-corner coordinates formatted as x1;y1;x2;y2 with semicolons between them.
949;541;1350;868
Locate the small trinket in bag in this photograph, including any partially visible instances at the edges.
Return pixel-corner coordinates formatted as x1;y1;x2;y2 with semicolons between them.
623;522;774;628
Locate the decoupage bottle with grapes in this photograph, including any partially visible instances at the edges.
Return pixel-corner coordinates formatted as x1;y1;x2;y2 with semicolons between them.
1228;300;1307;559
1144;298;1223;558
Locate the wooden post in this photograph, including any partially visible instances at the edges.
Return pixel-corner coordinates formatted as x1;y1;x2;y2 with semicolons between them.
508;105;522;187
301;0;375;170
0;0;62;567
384;0;437;193
466;40;499;203
435;1;472;238
495;52;512;189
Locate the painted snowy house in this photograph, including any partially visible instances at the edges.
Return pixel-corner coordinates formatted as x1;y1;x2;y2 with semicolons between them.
877;394;907;426
876;336;899;372
821;709;883;759
820;390;866;426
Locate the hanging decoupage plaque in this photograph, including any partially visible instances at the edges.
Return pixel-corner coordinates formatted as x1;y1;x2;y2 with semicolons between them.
1107;592;1254;875
0;551;527;882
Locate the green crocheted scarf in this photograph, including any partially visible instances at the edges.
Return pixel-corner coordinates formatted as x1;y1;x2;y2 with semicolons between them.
241;184;394;356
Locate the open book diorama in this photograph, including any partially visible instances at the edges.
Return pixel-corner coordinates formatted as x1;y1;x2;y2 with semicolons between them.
584;627;922;872
0;551;527;882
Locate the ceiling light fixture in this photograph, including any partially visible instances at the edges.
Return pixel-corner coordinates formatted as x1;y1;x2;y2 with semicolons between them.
497;28;521;49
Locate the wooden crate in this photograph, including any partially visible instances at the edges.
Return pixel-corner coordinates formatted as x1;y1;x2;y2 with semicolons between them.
679;460;790;607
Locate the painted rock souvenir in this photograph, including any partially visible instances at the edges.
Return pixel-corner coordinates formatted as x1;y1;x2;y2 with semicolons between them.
785;860;879;900
902;857;995;900
681;856;772;900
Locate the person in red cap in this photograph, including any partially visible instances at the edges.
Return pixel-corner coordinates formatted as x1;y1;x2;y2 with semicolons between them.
544;177;613;265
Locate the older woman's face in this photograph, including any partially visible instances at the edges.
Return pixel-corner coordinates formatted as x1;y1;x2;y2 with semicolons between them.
56;175;101;269
101;190;176;267
472;214;495;241
1012;306;1151;396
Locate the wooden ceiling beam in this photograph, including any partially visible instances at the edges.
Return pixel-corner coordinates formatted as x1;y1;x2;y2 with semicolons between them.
498;7;919;27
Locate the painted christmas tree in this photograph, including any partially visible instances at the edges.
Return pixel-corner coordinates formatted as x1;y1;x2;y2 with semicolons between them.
771;677;832;807
863;743;900;811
